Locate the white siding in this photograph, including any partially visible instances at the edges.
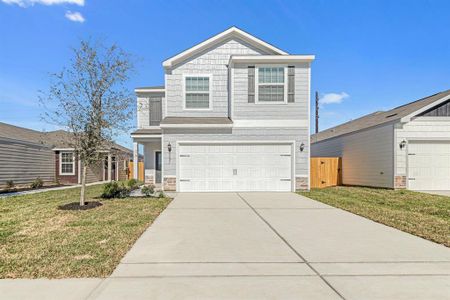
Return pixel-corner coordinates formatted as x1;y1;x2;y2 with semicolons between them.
394;117;450;176
312;124;394;188
163;127;309;178
232;63;310;120
165;38;267;117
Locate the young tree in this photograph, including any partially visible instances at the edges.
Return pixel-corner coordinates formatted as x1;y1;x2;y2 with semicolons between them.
41;39;134;206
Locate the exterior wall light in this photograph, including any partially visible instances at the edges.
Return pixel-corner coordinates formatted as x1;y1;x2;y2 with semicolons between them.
300;142;305;152
167;142;172;153
399;140;406;150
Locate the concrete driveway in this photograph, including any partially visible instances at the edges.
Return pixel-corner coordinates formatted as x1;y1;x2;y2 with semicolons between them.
86;192;450;300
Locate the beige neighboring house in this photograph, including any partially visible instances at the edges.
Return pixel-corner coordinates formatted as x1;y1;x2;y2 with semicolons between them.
0;122;132;189
311;90;450;191
132;27;315;192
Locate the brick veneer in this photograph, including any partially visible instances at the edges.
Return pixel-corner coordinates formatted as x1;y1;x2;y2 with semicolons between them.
394;175;407;189
295;176;309;191
55;151;78;185
145;174;155;185
163;177;176;191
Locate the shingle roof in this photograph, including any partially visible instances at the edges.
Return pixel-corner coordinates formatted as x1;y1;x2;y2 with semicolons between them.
135;85;165;90
312;89;450;143
0;122;131;154
131;128;162;135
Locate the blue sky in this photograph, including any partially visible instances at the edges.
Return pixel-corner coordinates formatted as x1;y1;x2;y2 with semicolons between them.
1;0;449;148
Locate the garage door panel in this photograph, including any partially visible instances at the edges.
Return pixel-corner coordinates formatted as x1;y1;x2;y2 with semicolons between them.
408;141;450;190
178;144;292;192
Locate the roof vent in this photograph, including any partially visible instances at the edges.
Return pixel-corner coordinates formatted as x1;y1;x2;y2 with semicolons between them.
386;113;398;118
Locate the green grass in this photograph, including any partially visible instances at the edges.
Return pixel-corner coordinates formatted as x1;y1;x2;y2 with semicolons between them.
0;184;171;278
299;187;450;247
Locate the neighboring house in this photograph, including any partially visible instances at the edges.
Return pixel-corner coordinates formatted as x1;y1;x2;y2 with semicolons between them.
0;122;132;189
311;90;450;191
131;27;314;192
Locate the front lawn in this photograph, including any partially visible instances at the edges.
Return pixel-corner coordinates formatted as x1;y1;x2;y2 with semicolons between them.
299;187;450;247
0;184;171;278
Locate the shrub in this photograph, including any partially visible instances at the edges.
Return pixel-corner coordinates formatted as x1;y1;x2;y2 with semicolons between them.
30;177;44;189
141;185;155;197
126;178;142;190
101;181;130;199
6;180;15;190
157;191;166;198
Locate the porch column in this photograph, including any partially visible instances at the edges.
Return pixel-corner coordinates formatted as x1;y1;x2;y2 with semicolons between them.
107;153;112;182
133;142;139;180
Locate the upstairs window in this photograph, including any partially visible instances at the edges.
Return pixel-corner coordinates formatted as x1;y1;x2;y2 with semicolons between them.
60;152;75;175
256;67;286;103
184;76;211;109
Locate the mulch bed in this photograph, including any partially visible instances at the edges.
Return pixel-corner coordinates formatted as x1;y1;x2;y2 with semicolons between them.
58;201;103;211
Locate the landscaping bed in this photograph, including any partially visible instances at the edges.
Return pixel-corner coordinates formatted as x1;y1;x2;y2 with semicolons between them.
299;186;450;247
0;183;171;278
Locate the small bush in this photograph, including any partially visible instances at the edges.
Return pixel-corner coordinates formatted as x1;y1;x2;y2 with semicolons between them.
6;180;15;190
141;185;155;197
101;181;130;199
126;178;142;190
30;177;44;189
157;191;166;198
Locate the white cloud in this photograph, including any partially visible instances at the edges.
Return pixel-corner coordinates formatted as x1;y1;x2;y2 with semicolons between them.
65;10;84;22
319;92;349;106
1;0;84;7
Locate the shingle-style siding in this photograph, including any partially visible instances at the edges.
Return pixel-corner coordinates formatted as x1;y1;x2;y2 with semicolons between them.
137;92;165;128
311;124;395;188
394;117;450;176
163;127;309;177
165;38;268;118
0;137;55;188
232;63;310;120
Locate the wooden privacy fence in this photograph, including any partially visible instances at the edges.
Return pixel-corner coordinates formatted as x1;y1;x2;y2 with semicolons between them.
128;162;144;182
311;157;342;188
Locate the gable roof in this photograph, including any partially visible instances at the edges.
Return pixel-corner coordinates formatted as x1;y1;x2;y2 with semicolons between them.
0;122;131;154
162;26;288;68
312;89;450;143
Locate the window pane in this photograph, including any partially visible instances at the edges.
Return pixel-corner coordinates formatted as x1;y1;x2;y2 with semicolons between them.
186;93;210;108
186;77;209;92
258;86;284;102
62;163;73;174
61;152;73;163
259;67;284;83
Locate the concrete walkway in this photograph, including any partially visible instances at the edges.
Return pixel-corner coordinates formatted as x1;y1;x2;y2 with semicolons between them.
0;181;105;198
2;192;449;299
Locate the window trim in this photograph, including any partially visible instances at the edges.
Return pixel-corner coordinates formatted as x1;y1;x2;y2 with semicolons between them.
182;74;213;111
255;65;288;105
59;151;75;176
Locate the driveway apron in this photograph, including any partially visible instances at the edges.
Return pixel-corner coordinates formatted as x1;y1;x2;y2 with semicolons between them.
87;192;450;300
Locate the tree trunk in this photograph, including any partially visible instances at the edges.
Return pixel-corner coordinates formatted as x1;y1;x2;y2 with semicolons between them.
80;165;87;206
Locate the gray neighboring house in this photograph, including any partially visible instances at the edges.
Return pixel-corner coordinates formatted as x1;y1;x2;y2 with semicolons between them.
131;27;315;192
0;122;132;189
311;90;450;191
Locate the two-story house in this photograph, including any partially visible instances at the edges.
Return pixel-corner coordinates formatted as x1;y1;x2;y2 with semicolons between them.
131;27;314;192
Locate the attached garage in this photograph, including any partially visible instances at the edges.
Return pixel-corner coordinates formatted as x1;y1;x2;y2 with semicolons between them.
407;141;450;191
311;89;450;191
178;143;294;192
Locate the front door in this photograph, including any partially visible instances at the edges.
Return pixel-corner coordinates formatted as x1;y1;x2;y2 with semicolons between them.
155;151;162;184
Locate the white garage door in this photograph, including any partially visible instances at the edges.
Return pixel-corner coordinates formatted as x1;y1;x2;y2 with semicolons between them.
178;143;292;192
408;141;450;190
